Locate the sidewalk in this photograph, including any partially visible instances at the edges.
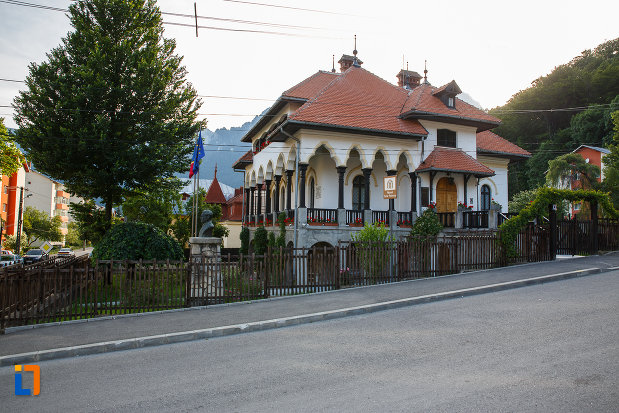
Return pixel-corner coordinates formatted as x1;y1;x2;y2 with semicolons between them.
1;252;618;363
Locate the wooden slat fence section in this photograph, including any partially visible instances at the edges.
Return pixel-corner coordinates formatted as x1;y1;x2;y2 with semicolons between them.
598;219;619;251
1;219;613;330
1;258;188;329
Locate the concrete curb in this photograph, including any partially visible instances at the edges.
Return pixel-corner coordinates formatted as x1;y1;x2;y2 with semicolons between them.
0;267;604;366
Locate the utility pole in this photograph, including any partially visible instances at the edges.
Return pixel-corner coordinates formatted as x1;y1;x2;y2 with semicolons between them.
15;187;24;255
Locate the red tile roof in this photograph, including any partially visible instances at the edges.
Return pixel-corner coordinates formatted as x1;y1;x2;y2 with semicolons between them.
204;168;227;204
416;146;495;177
289;66;427;137
282;71;340;100
476;131;531;158
232;150;253;169
402;83;500;128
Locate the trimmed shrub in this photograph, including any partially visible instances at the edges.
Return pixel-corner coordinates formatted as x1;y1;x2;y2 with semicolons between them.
410;209;443;236
92;222;183;261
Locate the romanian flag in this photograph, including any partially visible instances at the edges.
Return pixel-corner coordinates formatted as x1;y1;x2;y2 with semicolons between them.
189;131;205;178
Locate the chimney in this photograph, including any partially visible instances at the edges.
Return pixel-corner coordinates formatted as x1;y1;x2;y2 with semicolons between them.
397;69;422;89
338;54;363;72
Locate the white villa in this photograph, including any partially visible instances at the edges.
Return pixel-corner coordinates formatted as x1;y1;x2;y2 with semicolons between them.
233;52;530;248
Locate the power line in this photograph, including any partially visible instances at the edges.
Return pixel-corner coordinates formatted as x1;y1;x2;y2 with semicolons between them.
0;0;341;38
221;0;356;16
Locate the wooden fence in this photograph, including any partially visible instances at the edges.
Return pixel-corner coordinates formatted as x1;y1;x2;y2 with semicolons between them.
1;219;614;330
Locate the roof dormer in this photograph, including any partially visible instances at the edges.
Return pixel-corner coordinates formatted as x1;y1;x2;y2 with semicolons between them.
433;80;462;108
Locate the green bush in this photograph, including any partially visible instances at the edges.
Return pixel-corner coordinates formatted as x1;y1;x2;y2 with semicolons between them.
410;209;443;236
92;222;183;261
239;226;249;254
253;225;268;255
351;222;392;282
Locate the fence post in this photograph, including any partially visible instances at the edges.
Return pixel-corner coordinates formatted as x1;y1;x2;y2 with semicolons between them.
591;200;599;254
264;247;270;299
549;204;557;260
185;258;192;307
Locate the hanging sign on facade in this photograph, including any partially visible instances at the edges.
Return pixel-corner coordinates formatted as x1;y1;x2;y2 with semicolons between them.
383;176;397;199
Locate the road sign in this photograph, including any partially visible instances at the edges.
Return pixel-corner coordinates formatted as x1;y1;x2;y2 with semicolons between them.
41;241;53;254
383;176;397;199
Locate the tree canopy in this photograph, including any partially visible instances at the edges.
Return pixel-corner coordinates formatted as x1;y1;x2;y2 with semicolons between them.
545;152;600;189
490;38;619;195
22;206;63;247
13;0;201;225
0;118;24;177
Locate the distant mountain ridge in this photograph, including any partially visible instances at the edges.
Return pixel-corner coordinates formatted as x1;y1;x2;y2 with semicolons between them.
179;111;264;188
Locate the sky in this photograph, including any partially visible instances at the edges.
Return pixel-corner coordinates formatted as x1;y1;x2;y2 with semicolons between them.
1;0;618;131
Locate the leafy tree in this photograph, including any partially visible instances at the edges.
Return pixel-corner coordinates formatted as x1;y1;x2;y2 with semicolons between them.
490;38;619;195
0;118;24;177
13;0;201;226
22;206;62;247
602;110;619;207
69;200;116;245
65;222;82;248
508;188;539;213
410;209;443;236
92;222;183;261
3;235;28;253
121;177;185;233
545;152;600;189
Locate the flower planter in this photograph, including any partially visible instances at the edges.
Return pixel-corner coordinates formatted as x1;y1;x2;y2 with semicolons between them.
348;223;364;227
308;222;322;226
323;222;338;226
398;224;412;228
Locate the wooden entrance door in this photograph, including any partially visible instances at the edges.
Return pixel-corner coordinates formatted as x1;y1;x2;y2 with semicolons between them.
436;177;457;213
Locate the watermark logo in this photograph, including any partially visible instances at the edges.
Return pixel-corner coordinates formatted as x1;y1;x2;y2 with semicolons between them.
14;365;40;396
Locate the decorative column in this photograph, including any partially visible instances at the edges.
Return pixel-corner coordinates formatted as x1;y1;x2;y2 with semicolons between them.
409;172;417;213
256;183;262;218
249;186;255;217
463;174;471;206
337;166;346;209
265;179;272;214
429;171;436;204
362;168;372;211
274;174;282;214
244;188;250;218
285;169;294;211
298;164;308;208
387;170;397;211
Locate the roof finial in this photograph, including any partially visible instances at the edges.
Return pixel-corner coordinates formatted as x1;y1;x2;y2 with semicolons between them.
331;54;335;73
214;163;218;179
352;34;360;67
423;60;429;84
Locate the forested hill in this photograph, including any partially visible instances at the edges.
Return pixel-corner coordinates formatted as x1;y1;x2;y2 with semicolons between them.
490;38;619;196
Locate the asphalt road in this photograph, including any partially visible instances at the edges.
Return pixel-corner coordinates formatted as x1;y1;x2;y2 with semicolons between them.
1;271;617;412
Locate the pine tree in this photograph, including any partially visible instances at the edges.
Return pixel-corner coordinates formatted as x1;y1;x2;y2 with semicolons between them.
14;0;201;226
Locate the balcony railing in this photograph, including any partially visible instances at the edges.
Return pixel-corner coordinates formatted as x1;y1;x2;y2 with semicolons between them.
462;211;489;229
307;208;338;224
372;210;390;225
397;212;413;227
346;210;364;226
437;212;455;228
